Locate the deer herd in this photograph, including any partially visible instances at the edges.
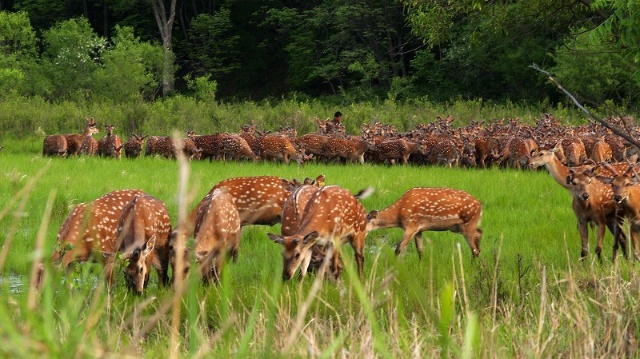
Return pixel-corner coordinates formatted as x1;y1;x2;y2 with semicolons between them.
38;113;640;294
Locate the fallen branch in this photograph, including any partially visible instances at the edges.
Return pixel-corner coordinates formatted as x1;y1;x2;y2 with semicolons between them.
530;63;640;150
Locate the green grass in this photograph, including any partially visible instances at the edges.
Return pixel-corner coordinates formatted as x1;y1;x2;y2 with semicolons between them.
1;144;638;357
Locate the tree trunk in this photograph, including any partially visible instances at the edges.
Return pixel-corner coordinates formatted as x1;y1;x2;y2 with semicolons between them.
150;0;177;97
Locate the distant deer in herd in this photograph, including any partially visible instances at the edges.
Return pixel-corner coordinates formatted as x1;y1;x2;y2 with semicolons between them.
170;189;241;284
104;194;172;293
267;185;372;281
367;187;483;259
40;189;147;287
65;117;100;156
98;124;123;159
43;117;99;157
124;134;148;158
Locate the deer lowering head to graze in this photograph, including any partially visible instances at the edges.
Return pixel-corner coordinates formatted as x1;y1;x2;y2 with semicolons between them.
172;176;302;247
98;124;123;159
43;135;68;157
279;175;342;278
64;117;100;156
170;189;241;284
321;136;370;164
371;138;421;165
565;168;627;260
124;134;147;158
103;194;172;293
145;136;174;158
367;187;483;259
49;189;148;275
267;185;371;281
218;134;258;162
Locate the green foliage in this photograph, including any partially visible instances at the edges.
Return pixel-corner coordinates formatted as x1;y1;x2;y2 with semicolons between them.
590;0;640;64
552;27;640;107
185;74;218;103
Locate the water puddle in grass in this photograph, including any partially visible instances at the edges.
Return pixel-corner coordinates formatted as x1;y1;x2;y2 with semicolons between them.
0;273;25;294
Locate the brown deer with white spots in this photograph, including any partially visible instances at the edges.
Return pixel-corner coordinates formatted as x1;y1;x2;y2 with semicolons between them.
64;117;100;156
295;134;329;161
267;185;372;281
104;194;172;293
321;136;370;164
42;135;68;157
171;189;242;284
124;134;147;158
529;149;628;260
371;138;421;165
98;124;123;159
253;134;306;165
218;134;259;161
565;168;628;260
48;189;147;275
367;187;483;259
593;164;640;260
171;176;301;254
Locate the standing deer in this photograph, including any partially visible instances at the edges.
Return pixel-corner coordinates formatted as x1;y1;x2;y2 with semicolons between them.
267;185;372;281
64;117;100;156
367;187;483;259
529;149;628;260
104;194;172;293
48;189;147;275
124;134;148;158
42;135;68;157
98;124;123;159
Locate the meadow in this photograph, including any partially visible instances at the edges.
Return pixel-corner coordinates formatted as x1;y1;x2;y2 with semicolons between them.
1;138;639;358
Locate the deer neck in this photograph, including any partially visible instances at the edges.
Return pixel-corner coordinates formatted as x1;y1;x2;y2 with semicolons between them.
543;155;571;189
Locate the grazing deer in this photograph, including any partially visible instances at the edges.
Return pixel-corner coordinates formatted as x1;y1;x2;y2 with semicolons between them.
321;136;370;164
98;124;123;159
267;185;372;281
172;176;302;252
104;194;172;293
42;134;68;157
253;134;306;165
124;134;148;158
218;134;258;161
49;189;147;274
64;117;100;156
371;138;421;165
170;189;241;284
367;187;483;259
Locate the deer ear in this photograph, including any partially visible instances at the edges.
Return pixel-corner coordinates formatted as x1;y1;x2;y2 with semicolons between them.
267;233;285;245
143;235;156;256
565;175;572;185
302;231;319;245
367;210;379;221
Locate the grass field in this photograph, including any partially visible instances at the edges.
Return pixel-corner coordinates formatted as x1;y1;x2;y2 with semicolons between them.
1;138;639;357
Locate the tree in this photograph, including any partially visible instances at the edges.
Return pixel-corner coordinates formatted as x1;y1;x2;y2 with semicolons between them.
0;11;37;97
149;0;177;97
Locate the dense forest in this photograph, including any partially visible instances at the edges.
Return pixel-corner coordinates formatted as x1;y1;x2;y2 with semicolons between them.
0;0;639;108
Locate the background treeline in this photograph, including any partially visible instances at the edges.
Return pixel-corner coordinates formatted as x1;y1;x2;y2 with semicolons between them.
0;0;638;136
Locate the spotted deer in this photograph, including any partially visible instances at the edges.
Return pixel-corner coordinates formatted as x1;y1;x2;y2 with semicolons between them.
104;194;172;293
253;134;305;165
594;164;640;260
589;136;613;163
172;176;302;253
529;149;628;260
187;132;226;161
98;124;123;159
49;189;147;275
218;134;258;161
321;136;370;164
42;135;68;157
80;132;99;156
64;117;100;156
367;187;483;259
267;185;372;281
565;168;627;260
295;134;329;160
171;189;242;284
145;136;173;158
124;134;147;158
371;138;421;165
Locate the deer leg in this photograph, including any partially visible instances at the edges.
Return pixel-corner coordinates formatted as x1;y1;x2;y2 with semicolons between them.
595;221;606;262
577;219;589;259
396;229;418;256
350;234;365;278
414;232;424;260
630;222;640;261
607;215;627;260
